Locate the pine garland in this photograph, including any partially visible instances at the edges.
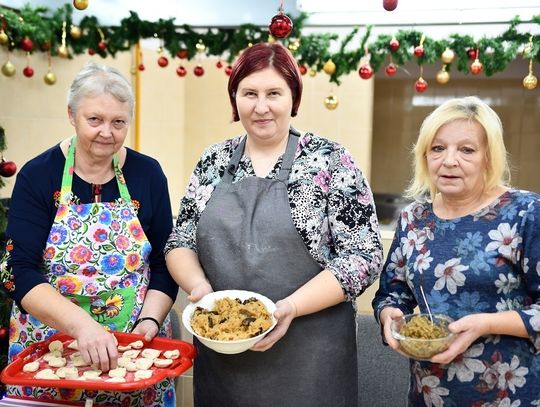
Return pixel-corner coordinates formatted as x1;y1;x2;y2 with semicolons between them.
0;4;539;84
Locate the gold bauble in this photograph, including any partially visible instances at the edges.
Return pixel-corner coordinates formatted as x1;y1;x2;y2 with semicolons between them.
57;45;69;58
308;68;317;77
195;40;206;54
324;95;338;110
43;71;57;85
73;0;89;10
523;73;538;90
436;69;450;84
1;61;15;77
441;48;455;64
70;25;82;39
0;30;8;45
323;59;336;75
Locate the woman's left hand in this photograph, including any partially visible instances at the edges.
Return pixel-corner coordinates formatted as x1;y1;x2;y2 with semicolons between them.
430;313;489;364
250;298;297;352
132;319;160;343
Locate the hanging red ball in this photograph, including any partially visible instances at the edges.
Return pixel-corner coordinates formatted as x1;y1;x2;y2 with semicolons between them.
225;65;233;76
0;160;17;177
0;327;7;340
415;78;428;93
176;66;187;77
97;40;107;51
470;59;483;75
358;64;374;80
138;63;145;71
385;63;397;77
158;56;169;68
298;64;307;75
216;61;223;69
389;38;400;52
177;49;189;59
194;65;205;77
40;41;51;51
414;46;424;57
268;14;293;39
88;48;95;55
23;66;34;78
383;0;398;11
20;36;34;52
467;48;478;60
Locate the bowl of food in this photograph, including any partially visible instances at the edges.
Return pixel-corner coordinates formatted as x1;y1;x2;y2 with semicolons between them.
390;313;455;360
182;290;278;354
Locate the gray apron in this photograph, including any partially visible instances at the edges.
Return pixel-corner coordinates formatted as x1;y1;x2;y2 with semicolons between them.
195;129;358;407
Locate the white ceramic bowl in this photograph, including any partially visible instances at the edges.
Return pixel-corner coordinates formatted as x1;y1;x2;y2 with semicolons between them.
182;289;277;354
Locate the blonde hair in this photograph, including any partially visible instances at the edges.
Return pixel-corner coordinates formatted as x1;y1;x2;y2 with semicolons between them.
405;96;510;200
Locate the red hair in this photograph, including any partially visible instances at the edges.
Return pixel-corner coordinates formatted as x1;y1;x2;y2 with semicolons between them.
227;42;303;122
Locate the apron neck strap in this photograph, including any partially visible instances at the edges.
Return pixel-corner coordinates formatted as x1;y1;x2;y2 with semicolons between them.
222;127;301;184
59;136;131;204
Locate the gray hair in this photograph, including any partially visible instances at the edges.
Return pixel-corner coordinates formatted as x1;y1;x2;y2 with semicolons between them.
67;62;134;119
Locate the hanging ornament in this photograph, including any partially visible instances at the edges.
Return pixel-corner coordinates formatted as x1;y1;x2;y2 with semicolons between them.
44;70;57;85
298;64;307;75
87;48;95;56
288;38;300;53
196;39;206;54
413;35;425;58
194;65;205;77
176;65;187;77
23;65;33;78
0;326;7;340
467;48;478;60
58;21;69;58
522;37;537;90
20;36;33;52
470;58;483;75
0;30;8;45
70;25;81;39
73;0;89;11
96;27;107;52
385;63;397;77
383;0;398;11
415;77;428;93
436;66;450;84
157;55;169;67
224;65;233;76
358;64;374;79
136;63;145;71
389;36;399;52
323;59;336;75
177;49;188;59
441;48;455;64
40;41;51;52
308;68;317;77
1;60;15;77
324;95;339;110
268;1;293;39
216;60;223;69
0;158;17;177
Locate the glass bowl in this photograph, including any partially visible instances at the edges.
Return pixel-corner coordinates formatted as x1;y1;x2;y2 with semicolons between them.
390;313;455;360
182;290;277;354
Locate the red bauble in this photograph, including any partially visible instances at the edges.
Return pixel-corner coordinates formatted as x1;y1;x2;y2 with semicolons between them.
0;160;17;177
88;48;95;55
467;48;478;60
389;38;400;52
414;46;424;57
0;327;7;340
385;63;397;77
216;61;223;69
23;66;34;78
138;63;145;71
40;41;51;51
224;65;233;76
383;0;398;11
158;56;169;68
415;78;428;93
177;49;189;59
268;14;293;39
20;36;34;52
97;40;107;50
298;64;307;75
194;65;205;77
358;64;374;80
470;59;483;75
176;66;187;77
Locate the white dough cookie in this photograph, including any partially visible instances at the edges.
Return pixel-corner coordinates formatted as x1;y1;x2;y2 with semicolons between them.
35;369;59;380
153;358;173;368
129;340;144;349
135;358;153;370
67;340;79;350
122;350;141;359
134;369;153;380
125;361;137;372
42;351;62;362
117;345;131;352
106;377;126;383
117;357;131;368
108;367;127;378
22;361;40;373
48;357;67;368
56;367;79;379
83;369;102;380
48;340;63;353
163;349;180;360
141;348;161;360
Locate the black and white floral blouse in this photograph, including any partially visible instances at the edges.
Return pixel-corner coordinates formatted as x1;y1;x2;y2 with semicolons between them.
165;132;383;301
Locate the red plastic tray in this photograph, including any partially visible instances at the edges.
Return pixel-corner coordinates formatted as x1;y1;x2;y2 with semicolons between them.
0;332;196;392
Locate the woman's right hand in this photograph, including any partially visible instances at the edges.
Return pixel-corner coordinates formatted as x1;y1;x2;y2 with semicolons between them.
76;322;119;372
379;307;404;352
188;280;213;302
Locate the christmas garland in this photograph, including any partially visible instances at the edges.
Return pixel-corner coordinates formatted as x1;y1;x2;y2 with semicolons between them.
0;3;539;86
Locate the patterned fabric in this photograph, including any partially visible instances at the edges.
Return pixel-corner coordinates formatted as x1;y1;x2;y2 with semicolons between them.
373;189;540;406
165;132;383;300
6;139;174;406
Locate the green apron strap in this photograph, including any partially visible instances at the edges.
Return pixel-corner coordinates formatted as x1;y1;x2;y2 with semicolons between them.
59;136;131;204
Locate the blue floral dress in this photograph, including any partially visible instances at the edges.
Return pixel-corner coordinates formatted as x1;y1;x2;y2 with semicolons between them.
373;189;540;407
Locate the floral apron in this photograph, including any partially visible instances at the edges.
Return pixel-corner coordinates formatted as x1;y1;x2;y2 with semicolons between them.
7;138;175;407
